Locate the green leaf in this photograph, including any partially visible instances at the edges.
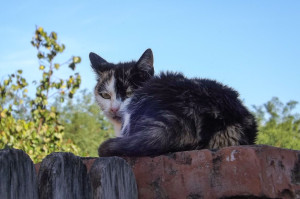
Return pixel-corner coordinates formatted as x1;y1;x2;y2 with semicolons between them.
51;32;57;40
61;44;65;52
37;52;44;59
42;100;48;106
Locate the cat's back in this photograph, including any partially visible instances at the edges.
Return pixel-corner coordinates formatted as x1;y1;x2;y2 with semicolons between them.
132;72;239;104
129;71;253;124
124;72;257;150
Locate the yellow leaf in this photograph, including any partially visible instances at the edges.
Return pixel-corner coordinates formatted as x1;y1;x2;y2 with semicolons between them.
1;111;6;118
73;56;81;63
49;112;56;118
16;125;22;132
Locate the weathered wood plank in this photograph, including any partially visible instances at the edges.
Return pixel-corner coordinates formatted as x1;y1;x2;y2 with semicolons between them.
89;157;138;199
0;148;38;199
37;152;91;199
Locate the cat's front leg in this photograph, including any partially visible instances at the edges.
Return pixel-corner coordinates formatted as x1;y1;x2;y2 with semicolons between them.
98;137;125;157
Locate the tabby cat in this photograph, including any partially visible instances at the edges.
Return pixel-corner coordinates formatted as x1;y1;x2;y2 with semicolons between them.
90;49;257;157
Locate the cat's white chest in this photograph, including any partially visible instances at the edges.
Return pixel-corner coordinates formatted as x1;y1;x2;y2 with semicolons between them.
111;120;122;137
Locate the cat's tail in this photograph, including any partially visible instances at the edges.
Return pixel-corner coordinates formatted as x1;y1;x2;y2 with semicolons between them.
98;135;167;157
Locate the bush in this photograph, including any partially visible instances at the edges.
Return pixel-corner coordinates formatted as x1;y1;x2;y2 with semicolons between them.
0;27;82;162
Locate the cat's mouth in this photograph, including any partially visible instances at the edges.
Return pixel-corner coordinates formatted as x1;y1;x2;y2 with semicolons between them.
112;115;122;122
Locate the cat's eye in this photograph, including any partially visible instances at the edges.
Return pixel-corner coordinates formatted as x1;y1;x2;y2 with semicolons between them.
126;89;133;97
100;92;111;99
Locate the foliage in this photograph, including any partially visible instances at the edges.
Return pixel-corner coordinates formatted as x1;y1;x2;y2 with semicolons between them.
0;27;82;162
254;97;300;150
57;90;114;157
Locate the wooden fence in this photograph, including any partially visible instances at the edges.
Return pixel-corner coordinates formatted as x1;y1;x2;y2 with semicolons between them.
0;148;137;199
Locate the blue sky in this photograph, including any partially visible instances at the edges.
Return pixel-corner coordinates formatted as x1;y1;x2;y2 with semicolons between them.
1;1;300;112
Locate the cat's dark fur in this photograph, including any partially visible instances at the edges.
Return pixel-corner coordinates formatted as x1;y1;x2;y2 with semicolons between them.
90;49;257;157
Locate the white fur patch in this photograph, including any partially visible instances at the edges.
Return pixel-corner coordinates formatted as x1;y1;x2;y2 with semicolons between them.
112;120;122;137
120;97;132;136
121;112;131;136
94;74;123;137
107;76;122;112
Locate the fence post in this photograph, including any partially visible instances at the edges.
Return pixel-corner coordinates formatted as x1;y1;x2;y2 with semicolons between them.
89;157;138;199
37;152;91;199
0;148;38;199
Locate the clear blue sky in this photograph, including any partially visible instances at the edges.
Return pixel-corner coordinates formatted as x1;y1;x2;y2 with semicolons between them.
1;1;299;112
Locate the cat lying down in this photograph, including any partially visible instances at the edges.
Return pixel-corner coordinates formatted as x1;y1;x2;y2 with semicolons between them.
89;49;257;157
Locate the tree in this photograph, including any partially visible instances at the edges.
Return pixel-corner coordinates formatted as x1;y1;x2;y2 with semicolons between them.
254;97;300;150
0;27;82;162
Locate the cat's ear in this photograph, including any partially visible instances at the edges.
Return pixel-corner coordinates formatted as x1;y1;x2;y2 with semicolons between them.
89;52;109;74
136;48;154;76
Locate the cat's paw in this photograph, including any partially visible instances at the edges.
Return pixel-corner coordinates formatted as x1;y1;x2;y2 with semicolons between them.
98;138;121;157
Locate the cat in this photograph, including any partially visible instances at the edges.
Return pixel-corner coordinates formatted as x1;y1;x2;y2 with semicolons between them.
89;49;154;137
90;49;257;157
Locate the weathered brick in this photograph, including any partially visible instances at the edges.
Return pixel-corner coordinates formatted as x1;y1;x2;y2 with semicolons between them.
123;145;300;199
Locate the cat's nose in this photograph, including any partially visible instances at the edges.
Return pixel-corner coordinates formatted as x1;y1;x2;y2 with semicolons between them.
110;107;119;113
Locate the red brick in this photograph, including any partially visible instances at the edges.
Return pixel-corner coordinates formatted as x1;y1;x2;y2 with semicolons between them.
123;145;300;199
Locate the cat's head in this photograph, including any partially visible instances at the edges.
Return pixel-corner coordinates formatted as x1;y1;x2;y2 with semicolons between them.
89;49;154;124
